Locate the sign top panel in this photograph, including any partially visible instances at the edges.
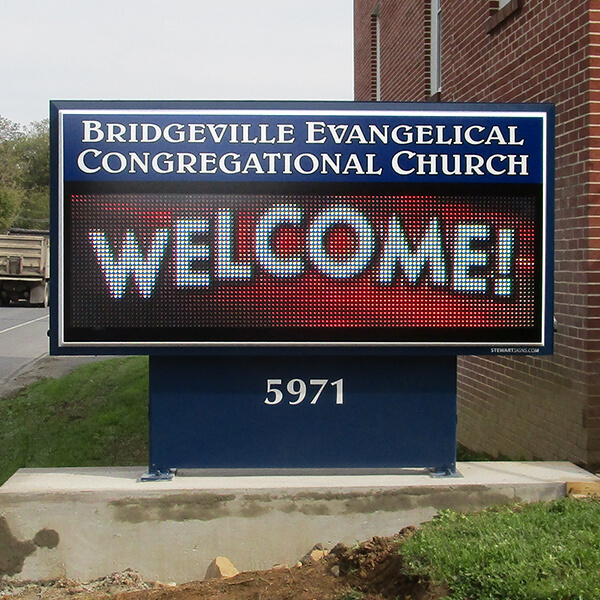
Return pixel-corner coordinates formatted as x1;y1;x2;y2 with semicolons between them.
55;100;549;185
51;101;554;355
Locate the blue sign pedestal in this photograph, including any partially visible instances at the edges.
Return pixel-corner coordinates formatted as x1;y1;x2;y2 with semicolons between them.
148;355;457;475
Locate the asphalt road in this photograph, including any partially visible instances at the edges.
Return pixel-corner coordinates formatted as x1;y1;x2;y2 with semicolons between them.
0;306;49;384
0;306;112;398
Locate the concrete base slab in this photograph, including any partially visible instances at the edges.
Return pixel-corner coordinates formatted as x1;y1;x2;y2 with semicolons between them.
0;462;597;584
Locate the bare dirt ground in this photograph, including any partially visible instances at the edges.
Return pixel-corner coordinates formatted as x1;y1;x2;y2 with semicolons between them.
0;532;446;600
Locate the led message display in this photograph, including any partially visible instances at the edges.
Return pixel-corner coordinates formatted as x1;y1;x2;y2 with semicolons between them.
51;102;553;353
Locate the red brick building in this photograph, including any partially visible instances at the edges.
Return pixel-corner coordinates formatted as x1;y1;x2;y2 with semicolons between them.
354;0;600;466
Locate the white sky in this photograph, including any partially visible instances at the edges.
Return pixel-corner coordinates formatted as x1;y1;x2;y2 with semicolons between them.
0;0;354;126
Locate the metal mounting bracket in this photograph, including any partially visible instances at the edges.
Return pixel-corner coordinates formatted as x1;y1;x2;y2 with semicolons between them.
429;465;462;478
140;470;175;482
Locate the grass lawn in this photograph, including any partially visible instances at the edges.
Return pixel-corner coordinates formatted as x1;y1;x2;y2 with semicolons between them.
0;356;510;488
0;356;149;486
401;497;600;600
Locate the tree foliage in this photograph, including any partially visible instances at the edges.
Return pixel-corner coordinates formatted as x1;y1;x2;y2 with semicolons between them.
0;116;49;232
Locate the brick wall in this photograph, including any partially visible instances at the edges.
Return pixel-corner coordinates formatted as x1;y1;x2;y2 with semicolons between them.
355;0;430;101
354;0;600;465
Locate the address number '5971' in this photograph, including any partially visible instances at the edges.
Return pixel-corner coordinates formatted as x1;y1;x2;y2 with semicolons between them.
265;378;344;405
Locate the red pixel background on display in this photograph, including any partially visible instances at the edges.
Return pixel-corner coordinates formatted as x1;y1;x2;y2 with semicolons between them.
65;188;541;344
